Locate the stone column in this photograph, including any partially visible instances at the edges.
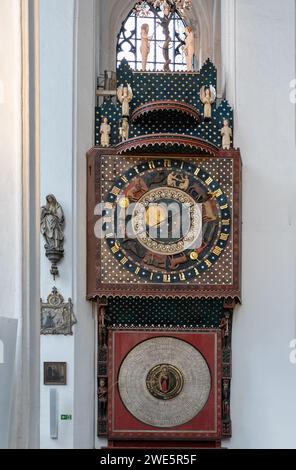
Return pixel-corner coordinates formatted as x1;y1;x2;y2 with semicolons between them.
221;0;237;108
0;0;40;449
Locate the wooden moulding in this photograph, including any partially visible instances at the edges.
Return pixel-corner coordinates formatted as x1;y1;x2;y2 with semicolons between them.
130;100;202;125
115;134;220;157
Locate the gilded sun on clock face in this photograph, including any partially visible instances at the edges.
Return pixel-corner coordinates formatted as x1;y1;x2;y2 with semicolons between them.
103;159;231;284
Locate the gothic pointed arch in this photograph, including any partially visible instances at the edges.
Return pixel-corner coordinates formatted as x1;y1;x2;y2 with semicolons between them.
99;0;219;74
116;2;188;72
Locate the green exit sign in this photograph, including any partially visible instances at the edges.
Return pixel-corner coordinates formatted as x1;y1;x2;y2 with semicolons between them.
61;415;72;421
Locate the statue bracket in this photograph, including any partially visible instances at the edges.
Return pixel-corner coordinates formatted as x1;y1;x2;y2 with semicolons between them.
45;247;64;280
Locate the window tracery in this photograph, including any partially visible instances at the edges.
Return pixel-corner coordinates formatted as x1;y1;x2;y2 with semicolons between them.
117;2;189;72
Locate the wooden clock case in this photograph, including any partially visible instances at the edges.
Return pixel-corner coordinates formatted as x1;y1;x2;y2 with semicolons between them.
88;58;242;448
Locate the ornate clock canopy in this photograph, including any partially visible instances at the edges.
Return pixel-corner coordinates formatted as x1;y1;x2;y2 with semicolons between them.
88;6;241;448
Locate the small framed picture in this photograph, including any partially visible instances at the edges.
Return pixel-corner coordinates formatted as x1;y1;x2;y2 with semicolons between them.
44;362;67;386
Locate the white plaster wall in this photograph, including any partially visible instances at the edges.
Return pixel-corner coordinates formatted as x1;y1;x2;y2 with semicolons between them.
40;0;76;449
227;0;296;449
0;0;23;449
96;0;296;448
38;0;296;449
0;1;22;321
40;0;96;449
0;0;40;449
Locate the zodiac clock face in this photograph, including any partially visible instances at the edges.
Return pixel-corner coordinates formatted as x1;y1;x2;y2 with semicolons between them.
103;159;231;284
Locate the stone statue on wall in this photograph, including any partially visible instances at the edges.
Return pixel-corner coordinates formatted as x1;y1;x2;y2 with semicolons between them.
221;118;233;150
41;195;65;278
41;195;64;250
184;26;195;72
200;85;216;121
119;117;129;142
117;84;133;117
100;117;111;147
140;24;151;71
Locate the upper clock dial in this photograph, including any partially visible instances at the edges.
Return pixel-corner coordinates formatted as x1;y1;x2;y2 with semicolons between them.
132;187;202;256
103;159;231;284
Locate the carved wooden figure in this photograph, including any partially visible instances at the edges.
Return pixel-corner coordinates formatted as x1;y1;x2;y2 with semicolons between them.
200;86;216;120
98;378;108;420
100;117;111;147
160;3;172;72
184;27;195;72
117;84;133;117
119;117;129;142
220;312;231;349
221;118;233;150
140;23;151;71
98;305;111;350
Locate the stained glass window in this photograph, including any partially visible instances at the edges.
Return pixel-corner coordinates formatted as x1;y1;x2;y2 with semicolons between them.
117;5;187;72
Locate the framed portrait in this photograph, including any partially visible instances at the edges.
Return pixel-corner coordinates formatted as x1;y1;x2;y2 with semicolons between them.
44;362;67;386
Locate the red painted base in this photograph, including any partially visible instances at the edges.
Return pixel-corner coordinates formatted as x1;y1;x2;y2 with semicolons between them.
108;440;222;449
108;329;222;442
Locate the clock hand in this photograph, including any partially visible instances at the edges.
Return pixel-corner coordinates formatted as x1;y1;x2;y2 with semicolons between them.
135;216;167;235
134;204;196;235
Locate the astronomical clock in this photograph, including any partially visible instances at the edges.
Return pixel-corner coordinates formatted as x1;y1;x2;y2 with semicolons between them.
87;13;241;448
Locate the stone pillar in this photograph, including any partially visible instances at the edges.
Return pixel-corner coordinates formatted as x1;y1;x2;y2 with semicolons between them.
0;0;40;449
39;0;96;449
221;0;237;107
